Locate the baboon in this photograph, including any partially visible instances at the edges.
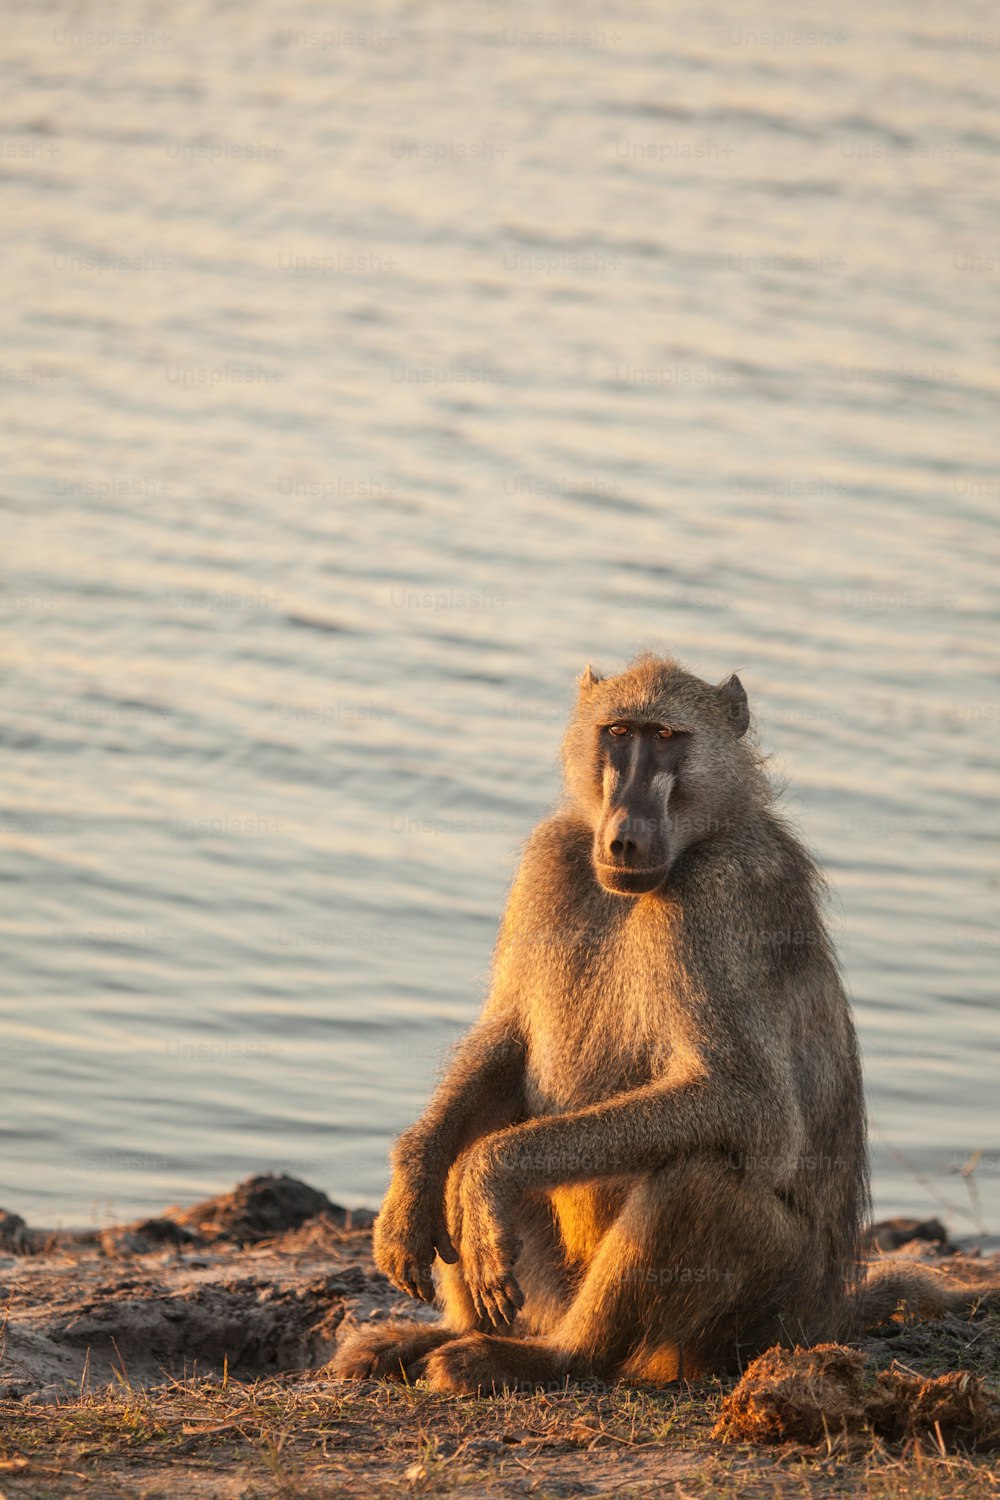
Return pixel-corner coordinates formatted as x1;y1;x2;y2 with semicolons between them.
334;654;987;1395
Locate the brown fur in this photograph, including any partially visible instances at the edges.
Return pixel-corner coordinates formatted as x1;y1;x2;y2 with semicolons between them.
333;655;978;1396
853;1260;998;1327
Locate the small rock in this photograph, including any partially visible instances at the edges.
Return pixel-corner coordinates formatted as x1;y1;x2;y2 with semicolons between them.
869;1218;953;1253
0;1211;31;1253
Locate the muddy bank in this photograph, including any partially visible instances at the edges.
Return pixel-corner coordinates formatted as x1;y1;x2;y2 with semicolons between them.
0;1175;995;1403
0;1176;418;1397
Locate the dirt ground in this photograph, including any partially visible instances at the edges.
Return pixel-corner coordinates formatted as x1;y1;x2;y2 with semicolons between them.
0;1176;996;1498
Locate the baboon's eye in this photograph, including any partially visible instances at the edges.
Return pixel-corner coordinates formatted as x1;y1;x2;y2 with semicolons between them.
608;724;628;737
657;727;674;739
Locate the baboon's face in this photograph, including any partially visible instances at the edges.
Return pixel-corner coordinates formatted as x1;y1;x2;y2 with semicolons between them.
592;720;689;896
566;661;750;897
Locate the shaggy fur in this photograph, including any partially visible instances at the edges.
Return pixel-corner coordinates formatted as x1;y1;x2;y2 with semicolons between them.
334;656;973;1396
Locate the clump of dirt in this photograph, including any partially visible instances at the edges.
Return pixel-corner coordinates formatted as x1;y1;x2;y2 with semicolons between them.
714;1343;1000;1451
264;1210;376;1256
713;1344;872;1445
157;1174;347;1247
877;1366;1000;1448
98;1217;201;1256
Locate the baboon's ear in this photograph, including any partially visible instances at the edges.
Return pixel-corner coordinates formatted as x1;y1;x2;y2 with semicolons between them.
578;663;603;696
718;674;749;737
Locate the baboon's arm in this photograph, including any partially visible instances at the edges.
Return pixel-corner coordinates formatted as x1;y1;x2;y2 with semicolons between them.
391;1015;527;1183
374;1013;525;1303
481;1064;796;1189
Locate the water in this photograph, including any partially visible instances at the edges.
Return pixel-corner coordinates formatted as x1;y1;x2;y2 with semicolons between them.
2;0;997;1234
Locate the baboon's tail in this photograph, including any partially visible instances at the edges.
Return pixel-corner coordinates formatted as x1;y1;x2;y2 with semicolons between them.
849;1259;997;1332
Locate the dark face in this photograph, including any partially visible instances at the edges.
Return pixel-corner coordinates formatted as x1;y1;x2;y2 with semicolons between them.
592;720;689;896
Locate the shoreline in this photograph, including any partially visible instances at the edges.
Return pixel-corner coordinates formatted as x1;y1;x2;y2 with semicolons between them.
0;1174;996;1497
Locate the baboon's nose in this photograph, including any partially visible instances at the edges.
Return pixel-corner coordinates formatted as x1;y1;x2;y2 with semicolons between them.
609;834;638;860
604;811;649;865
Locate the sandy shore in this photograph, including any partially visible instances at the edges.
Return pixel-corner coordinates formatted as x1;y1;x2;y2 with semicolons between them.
0;1175;996;1498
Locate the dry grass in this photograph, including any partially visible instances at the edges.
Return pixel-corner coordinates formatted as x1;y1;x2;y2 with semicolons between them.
0;1343;998;1499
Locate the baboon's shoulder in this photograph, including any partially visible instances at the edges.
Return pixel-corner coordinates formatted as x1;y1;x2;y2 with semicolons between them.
495;811;599;946
513;810;593;893
522;809;590;860
669;813;838;990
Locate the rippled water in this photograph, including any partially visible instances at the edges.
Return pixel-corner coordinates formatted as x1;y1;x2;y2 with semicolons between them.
2;0;997;1232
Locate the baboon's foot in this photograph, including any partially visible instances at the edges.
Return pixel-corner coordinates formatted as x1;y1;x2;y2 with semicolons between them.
424;1332;581;1396
331;1319;457;1382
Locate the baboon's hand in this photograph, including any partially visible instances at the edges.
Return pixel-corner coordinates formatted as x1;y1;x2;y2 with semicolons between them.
455;1150;524;1328
460;1207;525;1328
373;1172;458;1304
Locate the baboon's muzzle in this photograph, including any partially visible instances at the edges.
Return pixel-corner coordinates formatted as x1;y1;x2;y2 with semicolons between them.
593;805;670;896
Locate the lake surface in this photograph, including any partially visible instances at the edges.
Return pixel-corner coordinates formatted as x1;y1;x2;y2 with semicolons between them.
2;0;997;1235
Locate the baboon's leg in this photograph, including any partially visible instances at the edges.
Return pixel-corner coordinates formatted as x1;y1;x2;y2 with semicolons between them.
424;1173;670;1395
426;1161;809;1394
425;1187;588;1394
565;1161;812;1381
425;1179;666;1395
